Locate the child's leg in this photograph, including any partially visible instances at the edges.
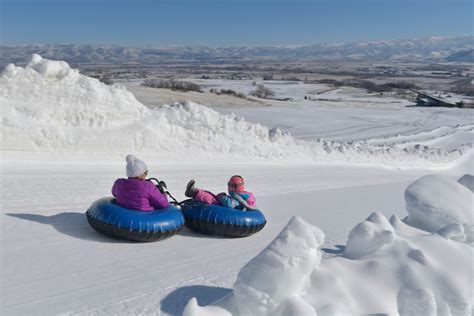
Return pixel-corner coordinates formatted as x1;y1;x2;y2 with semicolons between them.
194;189;220;205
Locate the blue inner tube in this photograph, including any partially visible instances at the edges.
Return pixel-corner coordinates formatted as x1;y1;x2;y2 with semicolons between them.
181;201;266;237
86;197;184;242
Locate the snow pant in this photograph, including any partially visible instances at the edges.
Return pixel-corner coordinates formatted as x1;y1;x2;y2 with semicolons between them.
194;189;226;205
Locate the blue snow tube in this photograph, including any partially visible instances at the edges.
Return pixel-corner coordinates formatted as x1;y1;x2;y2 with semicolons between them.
86;197;184;242
180;201;266;237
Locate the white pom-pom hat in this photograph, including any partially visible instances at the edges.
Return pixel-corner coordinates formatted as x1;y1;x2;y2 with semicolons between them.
125;154;148;178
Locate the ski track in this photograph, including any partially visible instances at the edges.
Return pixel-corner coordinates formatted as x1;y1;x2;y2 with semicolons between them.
215;104;473;147
366;124;474;150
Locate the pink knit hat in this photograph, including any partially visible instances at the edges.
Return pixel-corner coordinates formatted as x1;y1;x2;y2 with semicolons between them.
228;175;245;193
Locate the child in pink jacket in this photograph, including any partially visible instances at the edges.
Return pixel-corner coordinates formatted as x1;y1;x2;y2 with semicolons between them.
184;175;256;210
112;154;169;211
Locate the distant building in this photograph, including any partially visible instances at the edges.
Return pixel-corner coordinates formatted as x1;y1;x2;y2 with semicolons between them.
412;90;463;108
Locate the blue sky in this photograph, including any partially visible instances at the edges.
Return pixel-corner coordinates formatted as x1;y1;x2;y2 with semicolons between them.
1;0;472;46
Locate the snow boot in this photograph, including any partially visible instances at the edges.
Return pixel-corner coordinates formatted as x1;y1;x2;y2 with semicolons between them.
185;179;197;197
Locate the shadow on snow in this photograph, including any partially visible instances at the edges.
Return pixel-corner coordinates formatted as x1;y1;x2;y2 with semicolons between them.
161;285;232;316
6;212;121;243
7;212;231;243
321;244;346;255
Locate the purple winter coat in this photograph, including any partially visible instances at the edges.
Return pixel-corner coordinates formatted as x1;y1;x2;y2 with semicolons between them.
112;178;169;211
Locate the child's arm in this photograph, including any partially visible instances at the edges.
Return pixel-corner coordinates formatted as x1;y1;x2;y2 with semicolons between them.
111;179;120;197
218;195;240;208
232;194;257;210
149;183;170;209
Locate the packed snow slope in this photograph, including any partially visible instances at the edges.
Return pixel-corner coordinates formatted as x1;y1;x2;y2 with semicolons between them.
184;174;474;316
1;55;473;166
2;161;471;316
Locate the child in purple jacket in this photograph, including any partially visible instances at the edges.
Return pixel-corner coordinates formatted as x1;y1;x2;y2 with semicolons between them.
184;175;256;210
112;154;169;211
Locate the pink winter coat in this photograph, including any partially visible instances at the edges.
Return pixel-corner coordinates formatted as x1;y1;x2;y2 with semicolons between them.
112;178;169;211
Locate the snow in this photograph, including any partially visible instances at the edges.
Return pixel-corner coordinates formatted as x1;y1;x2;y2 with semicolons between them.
2;55;472;167
343;212;395;259
232;217;323;316
404;174;473;242
1;55;473;315
1;54;147;128
183;298;231;316
397;288;437;316
186;193;473;315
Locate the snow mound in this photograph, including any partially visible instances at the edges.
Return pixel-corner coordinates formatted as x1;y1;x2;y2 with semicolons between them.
344;212;395;259
404;174;473;242
1;54;147;128
232;216;323;316
1;55;472;165
397;288;437;316
185;213;473;315
183;298;231;316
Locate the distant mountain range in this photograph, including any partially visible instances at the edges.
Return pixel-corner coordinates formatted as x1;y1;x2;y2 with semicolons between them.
445;49;474;62
1;36;473;67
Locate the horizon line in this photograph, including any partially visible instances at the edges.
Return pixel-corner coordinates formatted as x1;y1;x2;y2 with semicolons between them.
2;34;472;49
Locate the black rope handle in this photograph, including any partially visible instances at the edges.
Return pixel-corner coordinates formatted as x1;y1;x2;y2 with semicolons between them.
147;178;190;206
147;178;166;193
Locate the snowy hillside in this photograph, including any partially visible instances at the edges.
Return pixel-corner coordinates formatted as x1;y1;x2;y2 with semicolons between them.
445;49;474;62
1;55;472;166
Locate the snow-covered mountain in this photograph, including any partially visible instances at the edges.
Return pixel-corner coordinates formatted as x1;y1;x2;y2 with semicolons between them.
1;36;472;66
445;49;474;62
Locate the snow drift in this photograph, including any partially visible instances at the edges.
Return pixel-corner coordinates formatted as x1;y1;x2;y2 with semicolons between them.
404;174;474;243
1;55;472;166
184;175;474;315
1;54;147;127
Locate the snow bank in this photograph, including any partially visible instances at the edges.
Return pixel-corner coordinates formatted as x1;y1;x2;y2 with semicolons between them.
1;55;472;166
404;174;473;242
232;217;323;316
183;298;231;316
186;214;473;316
1;54;147;127
343;212;395;259
184;178;473;315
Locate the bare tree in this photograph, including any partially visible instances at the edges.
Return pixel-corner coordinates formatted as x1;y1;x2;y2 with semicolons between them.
141;79;202;92
250;84;275;99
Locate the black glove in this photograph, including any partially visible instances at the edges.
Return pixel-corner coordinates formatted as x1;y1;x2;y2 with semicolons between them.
157;181;167;194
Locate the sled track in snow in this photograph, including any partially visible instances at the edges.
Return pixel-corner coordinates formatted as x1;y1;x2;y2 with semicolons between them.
364;124;474;149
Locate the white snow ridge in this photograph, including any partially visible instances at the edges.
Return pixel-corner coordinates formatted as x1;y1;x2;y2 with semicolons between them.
1;54;472;165
184;175;473;316
404;174;474;242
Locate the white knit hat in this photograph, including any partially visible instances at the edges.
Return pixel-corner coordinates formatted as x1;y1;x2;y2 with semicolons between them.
125;154;148;178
